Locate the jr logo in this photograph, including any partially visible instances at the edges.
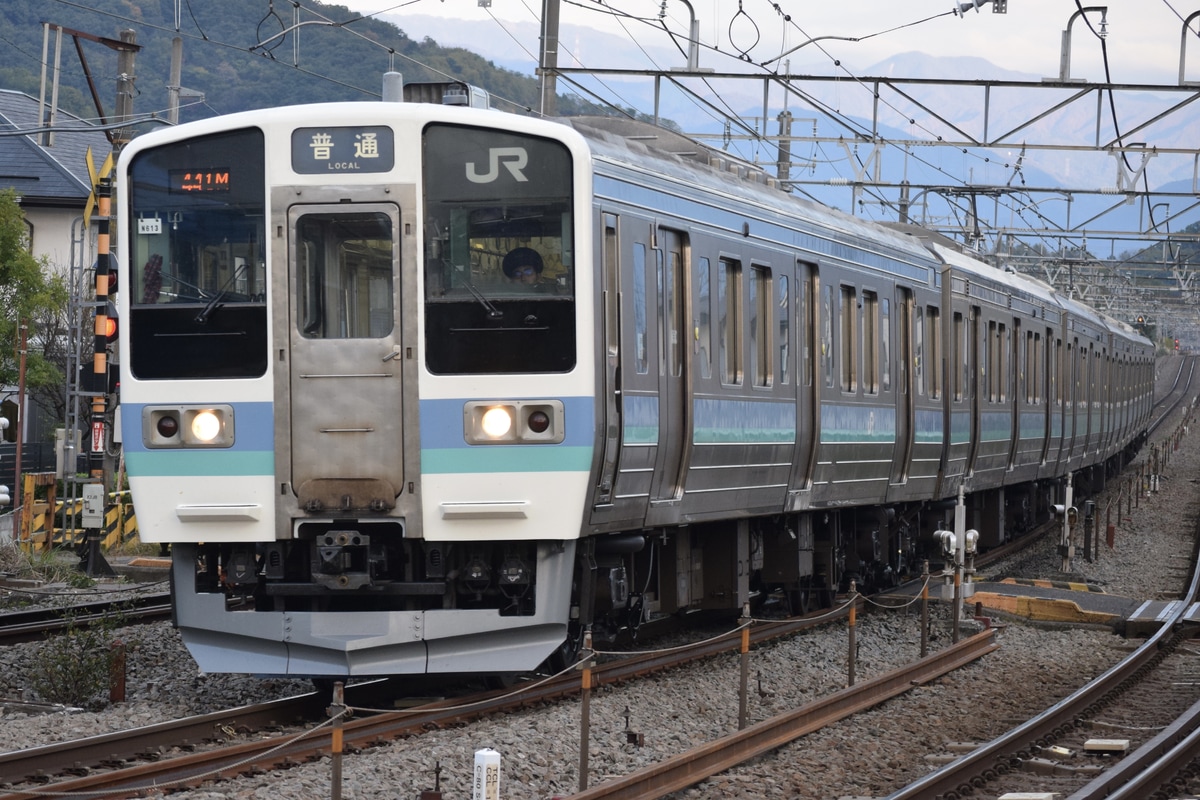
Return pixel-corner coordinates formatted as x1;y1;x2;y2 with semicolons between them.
466;147;529;183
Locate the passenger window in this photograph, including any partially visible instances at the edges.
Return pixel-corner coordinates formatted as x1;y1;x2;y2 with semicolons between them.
862;291;878;395
634;243;648;375
778;275;790;385
697;257;711;380
750;266;771;388
719;258;743;385
822;285;834;389
840;286;857;393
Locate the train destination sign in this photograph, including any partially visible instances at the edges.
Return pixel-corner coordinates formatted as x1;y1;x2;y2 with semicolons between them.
291;126;395;174
168;168;231;193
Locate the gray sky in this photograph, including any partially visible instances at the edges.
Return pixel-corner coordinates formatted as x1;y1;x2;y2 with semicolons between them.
339;1;1199;84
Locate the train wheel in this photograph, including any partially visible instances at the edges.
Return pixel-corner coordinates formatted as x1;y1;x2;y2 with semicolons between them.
542;622;586;675
788;578;814;616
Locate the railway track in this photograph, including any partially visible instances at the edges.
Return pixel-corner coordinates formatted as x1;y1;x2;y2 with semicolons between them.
0;592;171;645
0;599;994;799
881;445;1200;798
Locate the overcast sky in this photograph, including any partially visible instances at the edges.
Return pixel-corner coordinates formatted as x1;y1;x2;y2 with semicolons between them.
338;1;1199;84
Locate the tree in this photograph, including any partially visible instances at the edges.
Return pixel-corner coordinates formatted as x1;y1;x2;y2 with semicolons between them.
0;189;70;435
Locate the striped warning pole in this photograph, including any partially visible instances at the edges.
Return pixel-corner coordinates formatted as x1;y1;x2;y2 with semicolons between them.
89;174;111;481
84;172;116;578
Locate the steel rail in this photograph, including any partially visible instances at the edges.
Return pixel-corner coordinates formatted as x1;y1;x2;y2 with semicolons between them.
1067;695;1200;800
0;596;172;645
558;630;997;800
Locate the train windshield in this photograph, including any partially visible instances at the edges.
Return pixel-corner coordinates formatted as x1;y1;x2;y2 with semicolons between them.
422;123;575;374
126;127;267;380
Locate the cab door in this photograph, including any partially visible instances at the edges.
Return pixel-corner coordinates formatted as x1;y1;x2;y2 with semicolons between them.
286;200;405;511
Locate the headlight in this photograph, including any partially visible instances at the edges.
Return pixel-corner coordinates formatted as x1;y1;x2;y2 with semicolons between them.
464;400;564;445
189;409;223;442
480;406;514;438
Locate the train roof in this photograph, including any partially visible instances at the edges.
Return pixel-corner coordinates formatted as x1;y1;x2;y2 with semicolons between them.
561;115;937;267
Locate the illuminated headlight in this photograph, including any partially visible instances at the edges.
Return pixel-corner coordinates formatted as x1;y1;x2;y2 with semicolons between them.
464;400;565;445
144;405;234;448
480;406;514;438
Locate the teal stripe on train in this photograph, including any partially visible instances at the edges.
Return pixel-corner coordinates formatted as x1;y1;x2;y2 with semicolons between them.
693;398;796;443
422;446;593;474
125;449;274;477
820;404;896;443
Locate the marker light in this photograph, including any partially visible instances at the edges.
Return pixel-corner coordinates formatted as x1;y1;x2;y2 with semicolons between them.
481;407;514;438
156;415;179;439
190;410;222;442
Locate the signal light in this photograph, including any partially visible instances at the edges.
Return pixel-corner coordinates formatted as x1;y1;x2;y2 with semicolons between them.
98;300;118;343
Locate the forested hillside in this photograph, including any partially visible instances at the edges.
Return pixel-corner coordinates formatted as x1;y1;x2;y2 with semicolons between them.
0;0;611;122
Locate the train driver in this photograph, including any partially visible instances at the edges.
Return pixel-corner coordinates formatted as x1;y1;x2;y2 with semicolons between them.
502;247;544;285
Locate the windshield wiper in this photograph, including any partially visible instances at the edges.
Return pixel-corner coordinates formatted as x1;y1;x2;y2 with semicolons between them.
195;263;247;324
463;278;503;319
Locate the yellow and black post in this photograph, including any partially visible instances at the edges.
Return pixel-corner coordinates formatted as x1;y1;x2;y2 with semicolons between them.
83;172;115;577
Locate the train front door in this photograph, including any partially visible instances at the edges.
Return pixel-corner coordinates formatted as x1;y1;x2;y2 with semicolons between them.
285;200;405;511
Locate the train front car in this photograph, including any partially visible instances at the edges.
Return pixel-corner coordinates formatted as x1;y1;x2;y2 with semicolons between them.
117;102;595;677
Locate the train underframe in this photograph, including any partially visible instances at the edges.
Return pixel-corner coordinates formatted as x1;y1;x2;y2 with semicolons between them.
174;450;1137;676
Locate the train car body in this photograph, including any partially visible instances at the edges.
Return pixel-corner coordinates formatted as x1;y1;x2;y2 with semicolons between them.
114;95;1153;678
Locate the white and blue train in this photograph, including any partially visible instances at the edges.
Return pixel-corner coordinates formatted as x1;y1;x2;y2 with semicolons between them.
115;86;1154;678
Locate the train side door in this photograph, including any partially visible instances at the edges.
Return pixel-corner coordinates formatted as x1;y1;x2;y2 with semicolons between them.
787;261;818;502
648;228;689;509
965;305;982;476
890;287;914;485
600;225;686;525
592;214;623;508
285;200;405;511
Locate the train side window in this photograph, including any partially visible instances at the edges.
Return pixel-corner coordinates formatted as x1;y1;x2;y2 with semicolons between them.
914;305;925;397
880;296;891;392
998;322;1007;403
604;220;618;363
927;306;941;400
662;233;685;379
1053;338;1062;407
697;256;711;380
952;311;964;402
750;265;772;388
719;258;743;385
800;265;815;388
634;243;649;375
986;320;997;403
840;285;857;393
862;290;878;395
822;284;834;389
778;274;790;385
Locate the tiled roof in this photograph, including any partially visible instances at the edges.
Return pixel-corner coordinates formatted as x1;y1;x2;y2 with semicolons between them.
0;89;114;207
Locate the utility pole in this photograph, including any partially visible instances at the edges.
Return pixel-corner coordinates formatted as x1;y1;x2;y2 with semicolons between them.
538;0;560;116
